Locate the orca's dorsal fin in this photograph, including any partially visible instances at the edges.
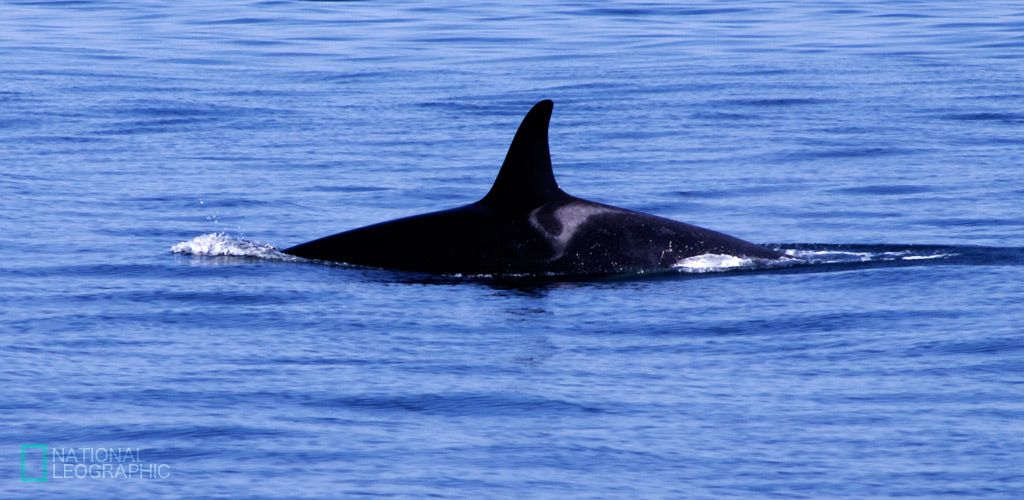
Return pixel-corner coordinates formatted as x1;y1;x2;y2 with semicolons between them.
479;100;566;213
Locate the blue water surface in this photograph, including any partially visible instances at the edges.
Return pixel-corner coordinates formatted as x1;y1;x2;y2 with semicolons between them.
2;1;1024;498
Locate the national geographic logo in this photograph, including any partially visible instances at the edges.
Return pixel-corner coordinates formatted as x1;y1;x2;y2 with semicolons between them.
21;445;171;481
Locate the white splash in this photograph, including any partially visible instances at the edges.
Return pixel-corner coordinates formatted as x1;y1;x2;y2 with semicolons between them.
782;248;954;264
673;253;759;273
784;249;876;263
170;233;297;261
901;254;952;261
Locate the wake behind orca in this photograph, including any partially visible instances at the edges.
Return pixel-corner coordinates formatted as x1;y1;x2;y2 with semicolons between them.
284;100;788;276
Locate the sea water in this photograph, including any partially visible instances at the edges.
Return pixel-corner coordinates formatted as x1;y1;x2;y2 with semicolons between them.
2;1;1023;498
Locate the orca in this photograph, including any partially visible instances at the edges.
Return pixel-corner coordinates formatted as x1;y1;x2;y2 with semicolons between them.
284;100;787;275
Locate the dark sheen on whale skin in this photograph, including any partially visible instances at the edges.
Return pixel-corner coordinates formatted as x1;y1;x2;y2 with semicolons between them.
284;100;787;275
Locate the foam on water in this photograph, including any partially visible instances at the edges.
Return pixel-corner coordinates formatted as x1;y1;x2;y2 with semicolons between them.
169;237;972;275
671;246;966;274
782;247;957;264
171;233;297;261
673;253;761;272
